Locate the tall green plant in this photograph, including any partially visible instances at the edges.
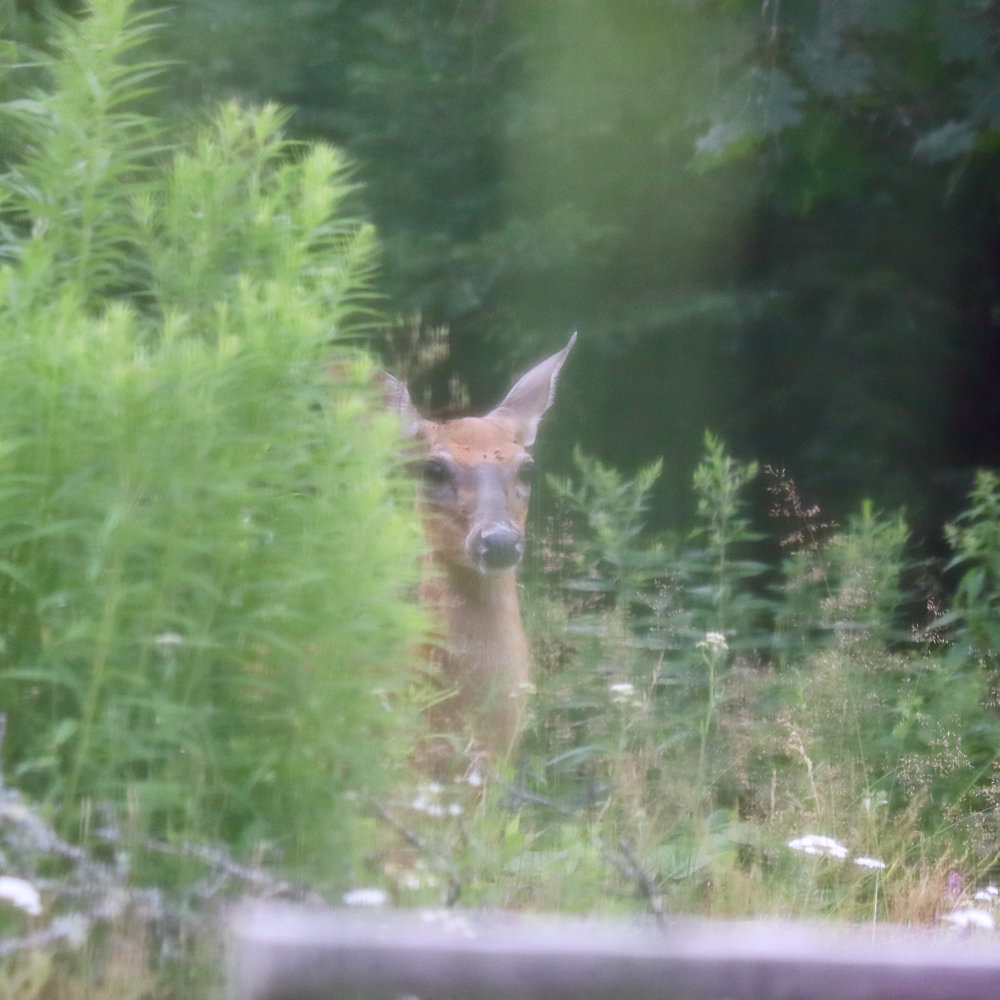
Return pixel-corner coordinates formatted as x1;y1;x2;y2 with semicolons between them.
686;431;765;639
0;0;421;884
0;0;163;298
944;471;1000;662
546;444;664;612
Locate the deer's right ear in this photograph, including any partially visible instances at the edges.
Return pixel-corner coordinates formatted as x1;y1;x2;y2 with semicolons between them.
377;371;423;439
489;331;576;447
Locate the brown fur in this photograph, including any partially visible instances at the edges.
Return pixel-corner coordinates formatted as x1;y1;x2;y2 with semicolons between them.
383;334;576;769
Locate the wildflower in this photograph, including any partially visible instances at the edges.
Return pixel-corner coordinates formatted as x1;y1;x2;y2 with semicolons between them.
342;888;388;907
697;632;728;656
974;885;999;902
787;834;849;859
854;856;886;870
411;794;445;818
0;876;42;916
411;781;448;816
944;908;994;931
397;866;438;891
609;682;636;704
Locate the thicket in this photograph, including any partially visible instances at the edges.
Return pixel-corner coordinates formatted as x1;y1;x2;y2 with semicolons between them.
377;435;1000;926
0;1;422;990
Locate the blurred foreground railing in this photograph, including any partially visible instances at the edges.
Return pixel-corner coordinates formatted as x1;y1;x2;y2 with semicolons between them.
228;906;1000;1000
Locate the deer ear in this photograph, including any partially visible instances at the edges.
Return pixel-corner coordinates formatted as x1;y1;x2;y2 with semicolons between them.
377;371;423;438
489;332;576;447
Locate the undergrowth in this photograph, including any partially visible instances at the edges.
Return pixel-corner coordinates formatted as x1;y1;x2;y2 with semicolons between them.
2;2;1000;996
0;2;422;994
365;435;1000;934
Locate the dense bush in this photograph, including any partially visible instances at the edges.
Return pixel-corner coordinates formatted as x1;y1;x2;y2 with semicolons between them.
0;0;421;884
374;433;1000;928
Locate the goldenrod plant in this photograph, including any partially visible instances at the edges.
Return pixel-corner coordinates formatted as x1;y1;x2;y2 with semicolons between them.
0;0;421;887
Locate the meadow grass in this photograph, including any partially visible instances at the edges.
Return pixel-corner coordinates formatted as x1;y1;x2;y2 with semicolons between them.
361;439;1000;936
2;2;1000;996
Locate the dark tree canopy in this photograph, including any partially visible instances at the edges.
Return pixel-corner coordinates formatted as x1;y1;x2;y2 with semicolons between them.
140;0;1000;544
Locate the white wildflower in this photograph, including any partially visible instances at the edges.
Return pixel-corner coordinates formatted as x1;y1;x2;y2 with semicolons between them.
696;632;728;656
974;885;999;902
398;868;438;891
787;834;849;859
411;782;445;814
944;908;994;931
342;888;388;907
853;856;886;870
609;682;636;704
0;876;41;916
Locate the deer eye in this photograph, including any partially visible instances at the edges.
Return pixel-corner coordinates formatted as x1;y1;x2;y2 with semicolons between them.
422;459;451;487
518;461;538;486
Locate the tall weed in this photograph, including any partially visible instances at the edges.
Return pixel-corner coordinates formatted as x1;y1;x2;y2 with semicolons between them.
385;437;1000;928
0;0;421;886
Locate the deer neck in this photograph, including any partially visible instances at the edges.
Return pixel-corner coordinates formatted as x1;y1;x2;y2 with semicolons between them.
421;558;530;756
423;561;526;669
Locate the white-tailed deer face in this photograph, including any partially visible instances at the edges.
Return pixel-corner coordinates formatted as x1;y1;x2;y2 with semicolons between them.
417;416;536;575
384;333;576;578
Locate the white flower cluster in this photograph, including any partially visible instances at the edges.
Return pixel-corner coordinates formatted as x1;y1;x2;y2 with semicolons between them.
944;908;994;931
342;887;388;907
696;631;729;656
786;834;885;869
945;884;1000;932
608;682;637;705
0;875;41;916
411;782;463;819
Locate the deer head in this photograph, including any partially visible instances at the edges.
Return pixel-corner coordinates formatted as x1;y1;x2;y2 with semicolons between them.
383;332;576;580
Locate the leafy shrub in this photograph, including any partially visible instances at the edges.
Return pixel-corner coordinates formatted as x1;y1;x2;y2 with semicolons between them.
0;0;421;885
469;434;1000;921
944;470;1000;663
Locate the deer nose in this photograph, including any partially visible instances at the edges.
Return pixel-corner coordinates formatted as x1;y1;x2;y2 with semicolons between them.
472;524;524;573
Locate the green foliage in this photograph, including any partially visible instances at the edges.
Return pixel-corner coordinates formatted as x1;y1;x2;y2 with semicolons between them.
0;0;163;296
0;0;421;885
546;444;664;611
4;4;1000;984
389;438;1000;928
687;431;765;637
779;499;909;653
139;0;1000;548
530;435;770;815
944;470;1000;659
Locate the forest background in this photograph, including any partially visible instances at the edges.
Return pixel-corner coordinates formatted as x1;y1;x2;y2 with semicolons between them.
1;0;1000;996
153;0;1000;546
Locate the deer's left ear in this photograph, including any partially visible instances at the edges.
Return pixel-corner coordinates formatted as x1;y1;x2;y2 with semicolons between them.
377;371;424;439
489;332;576;447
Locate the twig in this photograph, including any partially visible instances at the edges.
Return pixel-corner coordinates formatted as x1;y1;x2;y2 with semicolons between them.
368;798;463;905
606;837;665;923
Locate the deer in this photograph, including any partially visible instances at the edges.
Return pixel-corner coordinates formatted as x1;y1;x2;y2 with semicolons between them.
383;333;576;773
